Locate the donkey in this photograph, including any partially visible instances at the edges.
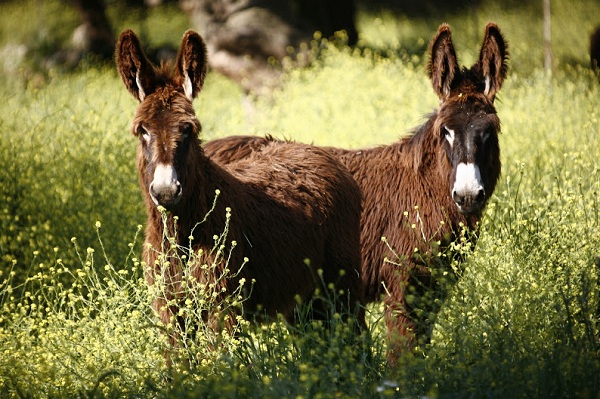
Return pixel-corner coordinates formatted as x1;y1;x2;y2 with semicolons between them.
116;29;366;352
204;22;508;364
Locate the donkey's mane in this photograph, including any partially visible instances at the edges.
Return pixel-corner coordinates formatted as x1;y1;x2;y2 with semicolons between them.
155;61;176;81
395;113;440;173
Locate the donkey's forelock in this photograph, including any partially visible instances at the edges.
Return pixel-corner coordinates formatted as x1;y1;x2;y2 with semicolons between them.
131;87;200;137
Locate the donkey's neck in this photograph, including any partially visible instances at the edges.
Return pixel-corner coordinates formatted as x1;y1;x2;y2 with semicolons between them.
145;151;244;250
392;116;455;198
346;114;479;229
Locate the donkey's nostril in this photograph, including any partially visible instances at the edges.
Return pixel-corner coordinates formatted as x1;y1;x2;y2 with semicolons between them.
149;181;183;207
475;188;486;203
149;182;157;199
452;190;464;206
453;188;485;214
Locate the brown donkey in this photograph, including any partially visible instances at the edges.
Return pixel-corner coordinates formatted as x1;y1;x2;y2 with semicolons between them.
116;30;366;353
204;22;508;364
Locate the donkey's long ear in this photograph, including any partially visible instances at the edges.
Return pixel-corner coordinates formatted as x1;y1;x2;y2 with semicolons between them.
478;22;509;100
428;23;459;99
116;30;156;102
173;30;208;100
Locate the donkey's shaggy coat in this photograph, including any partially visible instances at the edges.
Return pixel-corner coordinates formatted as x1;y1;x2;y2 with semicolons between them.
116;29;366;350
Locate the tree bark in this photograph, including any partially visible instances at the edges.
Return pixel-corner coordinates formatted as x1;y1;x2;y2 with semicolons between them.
543;0;552;76
180;0;357;93
71;0;115;59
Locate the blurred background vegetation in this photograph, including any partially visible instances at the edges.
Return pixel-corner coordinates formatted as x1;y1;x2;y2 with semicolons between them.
0;0;599;397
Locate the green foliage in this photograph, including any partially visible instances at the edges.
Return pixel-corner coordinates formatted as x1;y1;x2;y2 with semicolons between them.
0;68;144;283
0;0;78;61
0;0;599;397
252;43;432;148
0;226;167;398
0;210;381;398
148;203;254;370
426;154;600;397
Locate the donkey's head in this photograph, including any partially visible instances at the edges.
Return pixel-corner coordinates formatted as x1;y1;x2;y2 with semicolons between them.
427;23;508;215
116;30;207;209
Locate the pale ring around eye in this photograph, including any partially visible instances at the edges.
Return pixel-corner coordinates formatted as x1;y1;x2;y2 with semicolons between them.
180;122;194;139
443;126;455;147
137;125;151;142
482;129;491;143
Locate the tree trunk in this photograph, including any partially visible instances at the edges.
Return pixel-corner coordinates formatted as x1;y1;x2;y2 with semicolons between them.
180;0;357;94
543;0;552;76
71;0;115;59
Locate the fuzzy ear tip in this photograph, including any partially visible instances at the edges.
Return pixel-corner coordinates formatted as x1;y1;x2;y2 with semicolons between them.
435;23;452;40
182;29;204;44
485;22;501;35
116;30;140;58
484;22;508;56
118;29;137;43
438;23;452;32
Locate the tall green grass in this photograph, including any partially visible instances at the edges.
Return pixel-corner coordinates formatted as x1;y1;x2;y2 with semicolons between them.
1;0;599;397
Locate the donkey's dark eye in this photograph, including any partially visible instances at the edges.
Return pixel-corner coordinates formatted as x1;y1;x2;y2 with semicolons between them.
180;123;194;139
482;126;493;142
137;125;150;142
442;126;455;146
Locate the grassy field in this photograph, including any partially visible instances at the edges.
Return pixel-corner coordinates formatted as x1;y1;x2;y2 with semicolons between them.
1;0;599;397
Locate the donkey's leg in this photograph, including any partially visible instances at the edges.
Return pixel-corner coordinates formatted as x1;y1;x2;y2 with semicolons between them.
320;246;367;333
383;293;417;368
152;296;185;367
